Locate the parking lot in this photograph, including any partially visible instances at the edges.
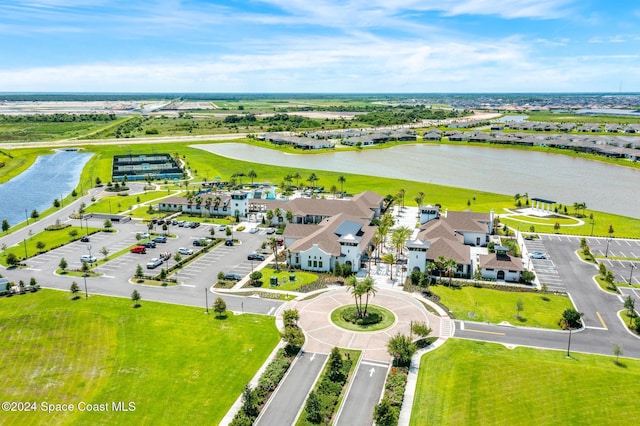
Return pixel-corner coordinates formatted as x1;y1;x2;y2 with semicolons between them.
523;237;565;292
586;237;640;285
24;219;271;289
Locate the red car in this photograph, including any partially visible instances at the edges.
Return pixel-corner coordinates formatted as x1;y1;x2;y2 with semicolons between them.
130;245;146;254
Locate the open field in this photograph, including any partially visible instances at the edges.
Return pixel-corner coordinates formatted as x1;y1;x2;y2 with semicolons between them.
85;191;174;215
254;267;319;291
430;285;573;328
0;289;279;425
411;339;640;425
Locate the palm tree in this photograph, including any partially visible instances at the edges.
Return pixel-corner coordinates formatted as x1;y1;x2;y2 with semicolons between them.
375;226;388;256
330;185;338;198
345;275;363;317
414;191;425;207
292;171;301;188
444;258;458;287
247;169;257;186
382;253;396;280
391;226;412;257
337;175;346;195
283;174;293;189
268;237;280;272
435;256;447;284
360;275;377;316
307;173;318;189
286;210;293;223
397;188;406;209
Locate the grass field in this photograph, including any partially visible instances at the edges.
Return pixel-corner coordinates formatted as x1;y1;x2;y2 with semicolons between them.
255;267;319;291
0;289;279;425
411;339;640;425
431;285;573;328
85;191;174;214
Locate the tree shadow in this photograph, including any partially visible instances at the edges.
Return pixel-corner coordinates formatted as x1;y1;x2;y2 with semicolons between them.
133;303;141;308
614;361;627;368
515;316;528;323
214;313;228;320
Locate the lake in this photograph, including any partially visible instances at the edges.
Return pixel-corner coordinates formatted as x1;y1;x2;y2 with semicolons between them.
0;150;92;227
194;143;640;218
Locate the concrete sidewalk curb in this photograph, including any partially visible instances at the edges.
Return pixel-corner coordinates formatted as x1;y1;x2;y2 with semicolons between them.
398;337;449;426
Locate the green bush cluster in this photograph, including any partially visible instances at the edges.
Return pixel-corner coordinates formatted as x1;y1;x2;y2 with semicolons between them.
341;306;383;325
302;348;353;425
230;348;294;426
374;367;408;426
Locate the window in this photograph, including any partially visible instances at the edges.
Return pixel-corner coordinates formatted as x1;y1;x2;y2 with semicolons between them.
319;260;323;268
313;260;318;268
308;259;312;267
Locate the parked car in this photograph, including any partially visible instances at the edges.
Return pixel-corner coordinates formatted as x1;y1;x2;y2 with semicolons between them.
178;221;187;227
247;253;265;261
159;251;172;261
193;238;212;247
225;239;234;246
190;222;200;228
146;258;163;269
171;219;179;225
130;246;147;254
80;255;97;263
157;219;165;225
178;247;194;255
249;227;259;234
137;232;150;240
266;227;276;234
80;235;90;242
153;236;167;243
530;251;547;259
141;241;156;248
218;224;227;231
223;273;242;281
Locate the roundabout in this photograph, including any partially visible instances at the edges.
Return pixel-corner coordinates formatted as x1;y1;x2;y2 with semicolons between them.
290;287;450;362
330;304;396;332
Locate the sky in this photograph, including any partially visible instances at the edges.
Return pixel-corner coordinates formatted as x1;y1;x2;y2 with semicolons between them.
1;0;639;93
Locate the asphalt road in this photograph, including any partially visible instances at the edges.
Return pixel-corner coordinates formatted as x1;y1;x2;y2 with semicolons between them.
255;352;328;426
335;359;389;426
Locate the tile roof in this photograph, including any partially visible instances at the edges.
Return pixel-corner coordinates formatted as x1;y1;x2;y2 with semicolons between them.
479;253;523;271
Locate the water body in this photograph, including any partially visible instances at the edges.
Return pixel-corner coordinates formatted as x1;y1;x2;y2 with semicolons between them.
0;150;92;226
194;143;640;218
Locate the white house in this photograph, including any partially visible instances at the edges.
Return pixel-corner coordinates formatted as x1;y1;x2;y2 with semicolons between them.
158;191;249;220
478;246;523;282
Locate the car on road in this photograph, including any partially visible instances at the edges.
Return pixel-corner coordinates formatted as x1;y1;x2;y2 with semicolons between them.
80;235;90;242
80;255;97;263
223;273;242;281
146;258;163;269
141;241;156;248
247;253;265;261
224;239;234;246
266;227;276;234
153;236;167;243
130;246;147;254
178;247;193;255
530;251;547;259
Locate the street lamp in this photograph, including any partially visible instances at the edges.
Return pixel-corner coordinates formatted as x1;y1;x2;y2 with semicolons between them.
566;327;572;358
23;238;28;260
25;209;29;226
629;263;636;285
590;218;595;236
204;287;209;314
605;237;612;258
87;244;92;260
83;273;88;299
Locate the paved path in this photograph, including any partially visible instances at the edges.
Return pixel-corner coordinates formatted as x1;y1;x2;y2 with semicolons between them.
255;352;328;426
335;359;389;426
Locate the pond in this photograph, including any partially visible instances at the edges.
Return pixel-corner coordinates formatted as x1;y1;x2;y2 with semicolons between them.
194;143;640;218
0;150;92;227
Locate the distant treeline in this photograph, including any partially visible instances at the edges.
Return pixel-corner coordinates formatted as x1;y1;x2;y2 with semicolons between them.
0;113;117;123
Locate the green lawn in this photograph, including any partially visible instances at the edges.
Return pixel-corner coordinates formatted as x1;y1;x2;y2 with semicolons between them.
84;191;172;214
330;305;396;332
411;339;640;425
0;289;279;425
256;267;319;291
0;226;102;266
431;285;573;328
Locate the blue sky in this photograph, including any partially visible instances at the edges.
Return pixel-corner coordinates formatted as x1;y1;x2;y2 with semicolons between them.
1;0;639;92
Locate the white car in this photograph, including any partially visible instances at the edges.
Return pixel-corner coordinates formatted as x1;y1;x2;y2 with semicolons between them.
178;247;194;255
249;227;259;234
80;255;97;263
146;258;163;269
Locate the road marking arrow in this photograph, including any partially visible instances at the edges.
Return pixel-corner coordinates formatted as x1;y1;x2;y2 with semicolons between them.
369;368;375;377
